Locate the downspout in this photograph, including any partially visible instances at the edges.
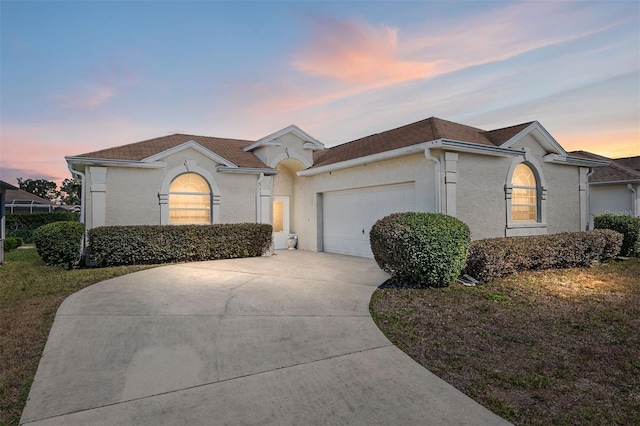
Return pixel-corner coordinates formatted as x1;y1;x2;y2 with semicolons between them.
628;184;637;217
67;164;87;260
586;168;594;230
67;164;85;224
425;148;442;213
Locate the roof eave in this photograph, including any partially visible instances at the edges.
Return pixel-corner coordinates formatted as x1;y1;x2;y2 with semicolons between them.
216;166;278;175
66;156;167;169
544;154;609;167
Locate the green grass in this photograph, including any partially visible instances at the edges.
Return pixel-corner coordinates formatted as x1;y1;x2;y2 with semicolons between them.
370;259;640;426
0;248;156;426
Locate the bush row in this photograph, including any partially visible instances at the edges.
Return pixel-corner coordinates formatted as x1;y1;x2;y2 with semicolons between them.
370;212;470;288
594;214;640;257
462;229;623;283
6;212;79;230
88;223;273;267
4;237;23;251
34;221;85;270
6;229;35;244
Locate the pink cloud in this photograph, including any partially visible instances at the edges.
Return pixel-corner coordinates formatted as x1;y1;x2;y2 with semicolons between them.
291;16;436;84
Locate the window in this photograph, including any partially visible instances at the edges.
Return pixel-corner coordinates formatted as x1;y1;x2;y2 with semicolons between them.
511;164;537;222
169;173;211;224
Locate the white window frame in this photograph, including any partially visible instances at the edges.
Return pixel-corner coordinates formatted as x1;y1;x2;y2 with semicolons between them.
159;160;220;225
505;157;547;237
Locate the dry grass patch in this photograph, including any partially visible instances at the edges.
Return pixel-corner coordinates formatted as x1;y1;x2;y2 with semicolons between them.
0;248;155;426
370;259;640;426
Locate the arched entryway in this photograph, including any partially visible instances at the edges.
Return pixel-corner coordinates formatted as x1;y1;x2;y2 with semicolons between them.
272;158;305;249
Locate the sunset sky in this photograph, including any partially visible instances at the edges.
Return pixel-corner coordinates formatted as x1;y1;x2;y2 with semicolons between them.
1;0;639;186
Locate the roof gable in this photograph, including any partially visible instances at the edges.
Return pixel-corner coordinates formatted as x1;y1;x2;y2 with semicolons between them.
143;140;236;167
499;121;567;155
244;125;324;152
72;134;270;169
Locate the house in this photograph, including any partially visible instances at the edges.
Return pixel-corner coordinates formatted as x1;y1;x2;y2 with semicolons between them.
1;180;19;263
66;117;607;258
570;152;640;221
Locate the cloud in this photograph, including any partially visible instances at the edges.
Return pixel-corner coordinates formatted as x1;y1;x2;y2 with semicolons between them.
0;118;159;185
228;1;631;122
50;55;138;111
291;16;437;84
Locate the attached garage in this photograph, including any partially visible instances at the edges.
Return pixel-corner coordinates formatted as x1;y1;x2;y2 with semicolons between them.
322;182;416;258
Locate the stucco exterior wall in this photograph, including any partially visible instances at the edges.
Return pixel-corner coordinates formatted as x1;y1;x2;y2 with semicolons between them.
590;184;635;217
83;147;260;229
544;163;581;233
455;153;512;240
105;167;164;226
296;153;436;251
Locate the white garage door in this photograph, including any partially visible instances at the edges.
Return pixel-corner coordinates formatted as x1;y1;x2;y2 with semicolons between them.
323;183;416;258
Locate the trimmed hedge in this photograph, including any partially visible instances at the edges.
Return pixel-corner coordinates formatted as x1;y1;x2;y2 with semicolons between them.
34;221;85;269
463;229;623;283
6;213;79;243
4;237;23;251
370;212;471;288
594;214;640;257
6;229;35;244
88;223;273;267
6;212;79;230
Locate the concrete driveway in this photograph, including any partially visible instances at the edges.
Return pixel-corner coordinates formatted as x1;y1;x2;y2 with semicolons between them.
21;251;509;425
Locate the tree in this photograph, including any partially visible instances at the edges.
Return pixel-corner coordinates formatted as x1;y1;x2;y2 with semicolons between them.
17;178;58;201
58;178;81;205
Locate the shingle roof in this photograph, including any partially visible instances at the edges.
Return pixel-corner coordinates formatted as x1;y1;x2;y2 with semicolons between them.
570;151;640;183
5;188;58;205
73;134;271;169
614;156;640;172
312;117;533;168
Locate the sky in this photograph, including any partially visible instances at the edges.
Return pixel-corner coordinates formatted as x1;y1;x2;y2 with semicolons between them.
1;0;639;186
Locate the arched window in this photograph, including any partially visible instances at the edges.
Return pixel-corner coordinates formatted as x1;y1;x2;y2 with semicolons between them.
169;173;211;224
511;164;537;222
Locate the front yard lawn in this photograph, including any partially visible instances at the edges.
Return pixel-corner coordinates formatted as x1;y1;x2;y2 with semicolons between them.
0;248;155;425
370;259;640;425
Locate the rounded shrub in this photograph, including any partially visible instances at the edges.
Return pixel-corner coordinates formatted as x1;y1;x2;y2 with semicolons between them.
34;221;85;269
3;236;23;251
370;212;471;287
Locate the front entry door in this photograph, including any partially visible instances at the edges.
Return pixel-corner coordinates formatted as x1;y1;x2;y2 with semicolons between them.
273;196;290;249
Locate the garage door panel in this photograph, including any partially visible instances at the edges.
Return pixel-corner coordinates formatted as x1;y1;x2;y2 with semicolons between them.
323;183;416;258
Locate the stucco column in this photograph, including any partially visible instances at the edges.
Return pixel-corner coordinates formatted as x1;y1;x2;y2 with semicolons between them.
257;174;273;224
444;152;458;217
579;167;589;230
89;167;107;229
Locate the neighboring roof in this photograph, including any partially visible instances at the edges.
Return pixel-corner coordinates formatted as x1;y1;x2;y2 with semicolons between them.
1;180;19;191
5;188;58;205
312;117;533;168
72;134;270;169
570;151;640;184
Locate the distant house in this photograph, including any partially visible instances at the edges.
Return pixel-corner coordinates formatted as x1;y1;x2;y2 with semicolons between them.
4;188;68;214
67;117;607;258
1;180;19;263
570;152;640;222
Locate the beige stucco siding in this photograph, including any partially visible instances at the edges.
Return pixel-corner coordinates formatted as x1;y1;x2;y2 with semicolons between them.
455;153;511;240
297;153;436;251
544;163;581;233
590;184;636;217
105;167;164;226
84;147;260;228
